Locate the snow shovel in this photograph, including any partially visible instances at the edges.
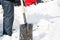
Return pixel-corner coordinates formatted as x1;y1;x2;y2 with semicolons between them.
20;0;33;40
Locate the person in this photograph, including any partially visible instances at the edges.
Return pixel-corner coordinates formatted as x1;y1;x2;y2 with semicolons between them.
1;0;14;40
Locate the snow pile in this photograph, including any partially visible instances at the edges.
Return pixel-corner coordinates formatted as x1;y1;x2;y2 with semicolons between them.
12;0;59;40
0;0;60;40
33;19;51;40
24;0;59;24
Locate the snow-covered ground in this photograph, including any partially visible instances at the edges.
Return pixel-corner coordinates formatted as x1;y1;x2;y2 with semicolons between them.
0;0;60;40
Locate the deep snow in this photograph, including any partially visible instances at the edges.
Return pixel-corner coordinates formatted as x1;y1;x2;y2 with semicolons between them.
0;0;60;40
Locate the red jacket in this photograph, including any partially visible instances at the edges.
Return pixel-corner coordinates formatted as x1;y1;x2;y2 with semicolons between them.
24;0;36;6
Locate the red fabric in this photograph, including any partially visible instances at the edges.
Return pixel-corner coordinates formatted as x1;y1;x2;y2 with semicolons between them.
24;0;36;6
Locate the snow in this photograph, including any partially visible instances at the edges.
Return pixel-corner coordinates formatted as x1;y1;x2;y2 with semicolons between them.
0;0;60;40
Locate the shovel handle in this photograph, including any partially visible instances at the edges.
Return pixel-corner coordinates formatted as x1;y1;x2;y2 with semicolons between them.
20;0;24;6
20;0;27;24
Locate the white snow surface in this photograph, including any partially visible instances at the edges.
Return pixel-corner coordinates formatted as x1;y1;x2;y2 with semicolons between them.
0;0;60;40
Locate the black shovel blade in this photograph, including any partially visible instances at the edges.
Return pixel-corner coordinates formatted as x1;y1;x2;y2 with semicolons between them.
20;23;33;40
